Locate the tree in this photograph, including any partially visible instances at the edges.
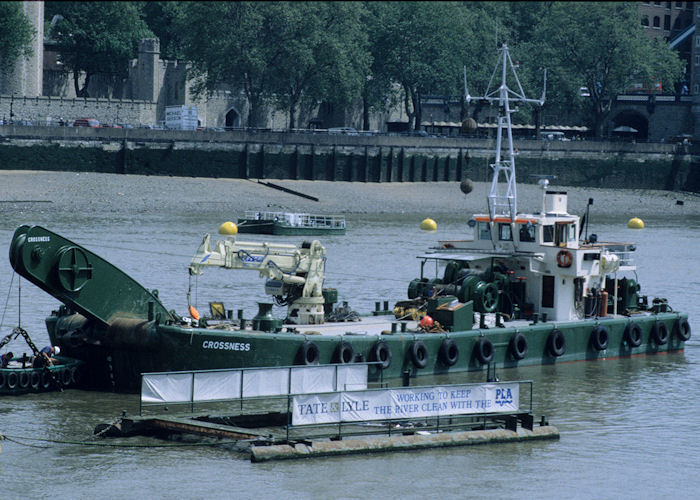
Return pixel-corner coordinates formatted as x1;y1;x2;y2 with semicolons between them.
176;2;277;127
533;2;684;137
0;2;35;66
269;2;370;129
370;2;474;130
47;2;152;97
177;2;370;129
141;1;186;60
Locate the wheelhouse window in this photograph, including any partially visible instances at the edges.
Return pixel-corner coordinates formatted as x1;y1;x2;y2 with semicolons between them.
543;225;554;243
478;222;491;240
519;223;535;242
498;223;512;241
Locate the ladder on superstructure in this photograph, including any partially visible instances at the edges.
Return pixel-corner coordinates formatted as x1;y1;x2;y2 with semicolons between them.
465;44;546;221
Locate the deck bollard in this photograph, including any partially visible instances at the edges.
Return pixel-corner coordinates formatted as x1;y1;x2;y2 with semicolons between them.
375;301;380;312
400;322;407;332
383;300;389;311
402;369;410;387
391;323;397;333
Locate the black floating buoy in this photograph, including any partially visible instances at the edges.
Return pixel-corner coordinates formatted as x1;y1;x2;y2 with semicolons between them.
676;200;684;206
460;178;474;195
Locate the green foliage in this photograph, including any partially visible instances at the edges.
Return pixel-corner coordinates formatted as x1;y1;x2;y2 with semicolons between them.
531;2;684;135
0;2;35;64
140;1;186;60
48;1;152;97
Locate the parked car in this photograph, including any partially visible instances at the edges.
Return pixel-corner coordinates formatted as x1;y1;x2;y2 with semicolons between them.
328;127;359;136
73;118;100;128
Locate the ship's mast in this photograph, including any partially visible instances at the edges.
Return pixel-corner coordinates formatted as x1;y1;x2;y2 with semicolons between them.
465;44;546;221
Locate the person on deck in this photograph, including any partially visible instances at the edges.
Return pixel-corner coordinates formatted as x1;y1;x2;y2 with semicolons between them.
33;345;60;368
1;351;13;368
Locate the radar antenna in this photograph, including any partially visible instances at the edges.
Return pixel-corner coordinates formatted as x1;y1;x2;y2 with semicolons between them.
464;44;546;221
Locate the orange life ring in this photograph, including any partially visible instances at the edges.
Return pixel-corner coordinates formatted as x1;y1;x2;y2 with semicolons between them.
556;250;573;268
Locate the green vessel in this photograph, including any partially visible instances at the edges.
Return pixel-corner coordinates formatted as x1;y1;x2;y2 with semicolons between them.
0;356;84;395
236;211;346;235
6;45;691;393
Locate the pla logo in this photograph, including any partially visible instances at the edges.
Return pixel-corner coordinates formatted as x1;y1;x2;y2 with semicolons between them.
495;387;513;407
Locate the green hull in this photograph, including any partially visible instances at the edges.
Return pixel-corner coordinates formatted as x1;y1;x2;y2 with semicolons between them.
45;311;688;393
0;357;84;395
236;218;346;235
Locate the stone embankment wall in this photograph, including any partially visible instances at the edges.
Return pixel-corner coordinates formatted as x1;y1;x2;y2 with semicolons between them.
0;125;696;191
0;95;156;126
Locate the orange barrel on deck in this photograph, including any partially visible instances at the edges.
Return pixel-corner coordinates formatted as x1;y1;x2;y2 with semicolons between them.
598;291;609;317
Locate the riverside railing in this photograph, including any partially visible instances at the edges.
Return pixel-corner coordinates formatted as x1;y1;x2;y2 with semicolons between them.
139;362;383;415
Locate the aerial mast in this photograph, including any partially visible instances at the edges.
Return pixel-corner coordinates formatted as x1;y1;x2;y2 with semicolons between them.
464;44;546;222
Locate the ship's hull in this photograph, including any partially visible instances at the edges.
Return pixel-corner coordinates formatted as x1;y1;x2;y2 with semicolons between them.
236;218;345;235
0;357;84;395
46;311;689;393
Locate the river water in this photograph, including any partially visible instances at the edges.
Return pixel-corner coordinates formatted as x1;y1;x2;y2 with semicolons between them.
0;171;698;499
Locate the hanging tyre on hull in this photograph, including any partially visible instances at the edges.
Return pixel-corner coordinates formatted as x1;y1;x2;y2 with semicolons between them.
332;341;355;364
624;322;643;347
651;322;668;346
474;337;494;364
510;332;528;360
547;329;566;357
372;340;392;370
439;339;459;367
674;318;691;342
410;340;428;369
591;326;609;351
296;340;320;365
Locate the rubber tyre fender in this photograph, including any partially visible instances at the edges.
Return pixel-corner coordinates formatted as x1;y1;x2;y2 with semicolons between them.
674;318;691;342
19;371;30;389
438;339;459;367
410;340;429;369
547;329;566;357
7;371;19;390
41;371;52;389
30;370;41;389
624;322;643;348
61;367;72;386
651;322;669;346
510;332;528;360
591;326;609;351
372;340;392;370
296;340;320;365
474;337;494;365
332;340;355;364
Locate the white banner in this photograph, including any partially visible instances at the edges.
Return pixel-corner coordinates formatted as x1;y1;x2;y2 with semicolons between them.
142;365;370;404
243;368;289;397
193;371;241;401
290;366;336;394
141;373;193;403
292;383;519;426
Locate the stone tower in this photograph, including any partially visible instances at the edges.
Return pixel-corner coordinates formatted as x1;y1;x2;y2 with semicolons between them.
0;1;44;97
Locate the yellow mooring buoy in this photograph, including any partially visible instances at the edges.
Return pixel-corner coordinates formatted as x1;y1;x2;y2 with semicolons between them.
627;217;644;229
420;218;437;231
218;221;238;235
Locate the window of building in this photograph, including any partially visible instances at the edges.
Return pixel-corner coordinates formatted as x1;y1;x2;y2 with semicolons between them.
695;55;700;65
498;223;512;241
676;1;683;8
664;14;671;30
478;222;491;240
695;83;700;94
666;2;672;9
653;16;661;28
641;15;649;26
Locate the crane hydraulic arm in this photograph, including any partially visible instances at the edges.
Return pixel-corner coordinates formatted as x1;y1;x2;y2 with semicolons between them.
188;234;327;324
